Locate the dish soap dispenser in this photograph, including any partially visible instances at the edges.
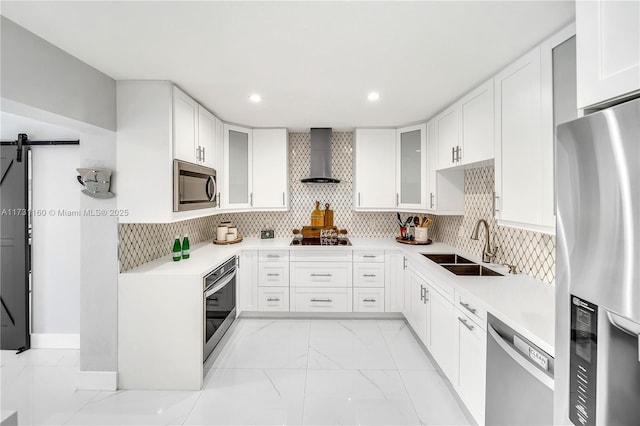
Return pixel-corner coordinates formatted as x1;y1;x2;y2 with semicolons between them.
172;236;182;261
311;200;324;226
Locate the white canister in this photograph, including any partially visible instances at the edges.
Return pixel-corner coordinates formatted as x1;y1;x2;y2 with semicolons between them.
226;232;235;241
216;226;228;241
228;226;238;239
415;227;429;242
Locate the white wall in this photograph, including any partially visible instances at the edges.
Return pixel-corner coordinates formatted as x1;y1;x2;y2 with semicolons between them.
0;16;116;131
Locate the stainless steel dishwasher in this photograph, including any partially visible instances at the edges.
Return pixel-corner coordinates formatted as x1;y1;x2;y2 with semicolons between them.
485;314;554;425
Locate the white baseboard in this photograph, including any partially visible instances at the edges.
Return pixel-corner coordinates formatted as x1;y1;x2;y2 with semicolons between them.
30;333;80;349
77;370;118;391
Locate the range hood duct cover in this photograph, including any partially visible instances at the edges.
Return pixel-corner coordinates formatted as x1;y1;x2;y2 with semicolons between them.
301;128;340;184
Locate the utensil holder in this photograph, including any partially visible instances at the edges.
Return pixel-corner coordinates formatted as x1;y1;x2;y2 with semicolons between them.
415;227;429;242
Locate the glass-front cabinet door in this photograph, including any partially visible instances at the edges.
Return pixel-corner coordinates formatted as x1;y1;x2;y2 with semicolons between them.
396;124;427;210
223;124;252;209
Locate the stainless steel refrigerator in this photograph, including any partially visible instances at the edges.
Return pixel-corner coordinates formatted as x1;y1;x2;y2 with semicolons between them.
555;97;640;425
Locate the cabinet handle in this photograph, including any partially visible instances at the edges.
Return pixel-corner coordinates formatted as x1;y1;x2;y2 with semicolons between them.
458;317;475;331
311;273;332;277
403;257;407;270
363;298;376;302
456;145;461;162
451;146;455;163
396;193;399;207
311;298;332;302
202;146;205;162
363;255;376;258
424;289;429;303
493;192;500;213
282;192;285;206
358;192;361;207
430;192;434;209
250;192;253;206
266;254;280;258
420;285;425;302
266;273;280;277
267;298;280;302
363;274;377;278
218;192;221;207
459;301;477;314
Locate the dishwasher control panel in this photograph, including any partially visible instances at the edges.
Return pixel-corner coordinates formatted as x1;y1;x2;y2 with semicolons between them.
569;296;597;426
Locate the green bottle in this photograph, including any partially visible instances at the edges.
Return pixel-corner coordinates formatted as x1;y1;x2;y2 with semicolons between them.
172;236;181;261
182;234;190;259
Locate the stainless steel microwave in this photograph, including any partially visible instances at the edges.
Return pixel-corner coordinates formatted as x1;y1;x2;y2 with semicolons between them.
173;160;217;212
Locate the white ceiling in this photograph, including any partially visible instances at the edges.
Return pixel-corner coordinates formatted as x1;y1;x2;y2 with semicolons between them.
1;1;575;130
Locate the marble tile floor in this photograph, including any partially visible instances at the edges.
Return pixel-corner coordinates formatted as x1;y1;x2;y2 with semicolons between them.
1;319;471;425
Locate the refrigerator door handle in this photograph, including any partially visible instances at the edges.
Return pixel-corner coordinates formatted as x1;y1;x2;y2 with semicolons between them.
488;324;554;390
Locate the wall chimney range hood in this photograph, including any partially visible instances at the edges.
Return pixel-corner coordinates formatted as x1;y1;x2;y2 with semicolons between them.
301;128;340;183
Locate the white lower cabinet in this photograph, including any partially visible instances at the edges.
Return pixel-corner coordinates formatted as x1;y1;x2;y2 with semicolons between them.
403;266;429;344
238;251;258;313
427;283;457;384
456;309;487;425
353;287;385;312
258;287;289;312
291;287;351;312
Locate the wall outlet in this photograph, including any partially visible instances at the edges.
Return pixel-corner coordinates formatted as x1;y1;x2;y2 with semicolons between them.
457;225;465;238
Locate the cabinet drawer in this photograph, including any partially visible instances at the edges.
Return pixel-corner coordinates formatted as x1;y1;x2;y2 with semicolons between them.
290;250;352;262
258;250;289;263
258;287;289;312
353;263;385;288
291;287;351;312
258;264;289;287
456;291;486;329
353;250;385;263
353;288;385;312
290;262;352;287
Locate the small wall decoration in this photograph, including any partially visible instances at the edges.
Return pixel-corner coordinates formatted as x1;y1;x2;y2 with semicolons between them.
76;168;114;199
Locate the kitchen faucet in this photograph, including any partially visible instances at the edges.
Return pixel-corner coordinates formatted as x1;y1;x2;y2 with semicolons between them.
470;219;498;263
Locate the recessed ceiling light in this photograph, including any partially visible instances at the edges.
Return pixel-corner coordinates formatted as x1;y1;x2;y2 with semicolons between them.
367;92;380;102
249;94;262;103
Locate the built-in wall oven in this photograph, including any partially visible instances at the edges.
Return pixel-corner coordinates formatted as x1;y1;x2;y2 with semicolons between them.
173;160;217;212
203;256;237;362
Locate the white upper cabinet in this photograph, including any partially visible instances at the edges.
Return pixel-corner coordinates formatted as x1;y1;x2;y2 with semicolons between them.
353;128;397;210
460;79;494;164
427;119;464;215
494;25;574;234
252;128;289;210
396;124;427;210
223;124;253;209
437;79;494;170
494;46;550;232
173;86;199;163
197;105;216;169
436;105;461;169
577;0;640;109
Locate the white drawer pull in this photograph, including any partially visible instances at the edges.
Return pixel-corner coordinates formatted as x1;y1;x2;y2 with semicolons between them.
267;298;280;302
266;273;280;277
266;254;280;258
363;255;376;258
363;298;377;302
459;301;477;314
363;274;377;278
311;274;332;277
458;317;474;331
310;298;332;302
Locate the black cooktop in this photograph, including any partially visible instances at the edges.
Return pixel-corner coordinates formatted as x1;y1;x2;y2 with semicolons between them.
290;238;352;246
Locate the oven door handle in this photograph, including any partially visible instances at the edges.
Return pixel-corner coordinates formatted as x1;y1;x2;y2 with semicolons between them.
205;269;236;298
487;324;554;390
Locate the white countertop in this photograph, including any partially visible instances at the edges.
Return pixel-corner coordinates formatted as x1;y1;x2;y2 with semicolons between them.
121;236;555;356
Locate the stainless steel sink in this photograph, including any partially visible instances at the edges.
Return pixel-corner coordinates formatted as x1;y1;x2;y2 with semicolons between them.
441;264;503;277
422;253;503;276
422;253;474;264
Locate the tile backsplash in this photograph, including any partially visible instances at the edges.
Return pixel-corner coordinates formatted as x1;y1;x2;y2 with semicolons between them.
119;134;555;284
430;166;555;284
